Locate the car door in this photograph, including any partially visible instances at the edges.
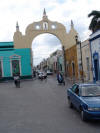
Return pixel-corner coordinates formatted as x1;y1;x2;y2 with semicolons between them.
70;84;81;110
70;84;78;104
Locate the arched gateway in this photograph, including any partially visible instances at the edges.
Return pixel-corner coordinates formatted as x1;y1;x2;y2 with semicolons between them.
14;9;77;50
13;9;78;78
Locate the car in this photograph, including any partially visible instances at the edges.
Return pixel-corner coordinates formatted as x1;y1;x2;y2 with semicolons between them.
67;83;100;121
38;72;47;79
46;70;53;75
43;72;47;79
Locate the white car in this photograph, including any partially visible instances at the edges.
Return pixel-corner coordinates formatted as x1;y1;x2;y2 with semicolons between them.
46;70;53;75
38;72;47;79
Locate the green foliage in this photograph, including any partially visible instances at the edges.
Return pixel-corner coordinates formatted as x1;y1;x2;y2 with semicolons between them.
88;10;100;32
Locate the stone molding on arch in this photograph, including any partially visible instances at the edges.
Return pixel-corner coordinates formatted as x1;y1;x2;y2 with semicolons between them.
13;10;78;50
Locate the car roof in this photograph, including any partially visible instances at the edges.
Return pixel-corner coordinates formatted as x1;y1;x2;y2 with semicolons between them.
78;83;100;87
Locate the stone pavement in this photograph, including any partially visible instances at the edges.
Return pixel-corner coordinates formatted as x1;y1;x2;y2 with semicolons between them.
0;76;100;133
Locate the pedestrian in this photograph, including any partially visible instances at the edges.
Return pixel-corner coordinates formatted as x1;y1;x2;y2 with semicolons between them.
14;74;20;88
33;70;36;78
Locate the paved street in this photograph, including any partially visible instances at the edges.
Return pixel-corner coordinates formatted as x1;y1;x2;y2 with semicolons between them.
0;76;100;133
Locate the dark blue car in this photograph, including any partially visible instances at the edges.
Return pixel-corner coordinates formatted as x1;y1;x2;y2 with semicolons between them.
67;83;100;121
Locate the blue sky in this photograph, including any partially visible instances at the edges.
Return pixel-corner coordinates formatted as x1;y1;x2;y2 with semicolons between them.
0;0;99;65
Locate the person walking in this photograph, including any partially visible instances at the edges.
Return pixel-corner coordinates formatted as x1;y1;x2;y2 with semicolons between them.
14;74;20;88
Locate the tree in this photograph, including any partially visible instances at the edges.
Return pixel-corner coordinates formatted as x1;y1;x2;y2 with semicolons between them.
88;10;100;32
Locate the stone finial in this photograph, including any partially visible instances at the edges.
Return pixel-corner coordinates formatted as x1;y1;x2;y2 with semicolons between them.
43;8;46;16
71;20;74;28
16;21;19;31
43;8;48;20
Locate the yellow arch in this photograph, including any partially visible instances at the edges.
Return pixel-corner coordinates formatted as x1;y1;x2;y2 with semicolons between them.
13;12;78;50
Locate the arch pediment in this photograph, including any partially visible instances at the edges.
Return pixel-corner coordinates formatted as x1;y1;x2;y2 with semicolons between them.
13;10;78;50
25;18;66;35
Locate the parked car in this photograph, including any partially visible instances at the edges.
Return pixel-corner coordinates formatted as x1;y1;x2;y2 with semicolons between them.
38;72;47;79
46;70;53;75
67;83;100;121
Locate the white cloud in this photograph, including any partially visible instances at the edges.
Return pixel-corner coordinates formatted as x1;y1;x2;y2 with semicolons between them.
0;0;99;65
32;34;62;66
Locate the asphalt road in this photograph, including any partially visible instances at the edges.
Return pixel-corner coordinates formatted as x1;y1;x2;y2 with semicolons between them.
0;76;100;133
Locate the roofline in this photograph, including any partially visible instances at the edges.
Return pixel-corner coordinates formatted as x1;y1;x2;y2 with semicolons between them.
79;83;99;86
0;46;14;48
82;39;89;43
90;29;100;36
0;41;13;43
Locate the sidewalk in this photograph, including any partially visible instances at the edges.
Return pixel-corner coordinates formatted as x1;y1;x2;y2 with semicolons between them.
65;77;82;84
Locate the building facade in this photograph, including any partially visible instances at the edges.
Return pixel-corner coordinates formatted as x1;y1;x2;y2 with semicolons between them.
78;39;93;81
0;42;32;80
37;49;64;74
49;50;64;73
90;30;100;81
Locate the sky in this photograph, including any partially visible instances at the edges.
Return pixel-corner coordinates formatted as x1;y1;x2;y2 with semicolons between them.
0;0;99;66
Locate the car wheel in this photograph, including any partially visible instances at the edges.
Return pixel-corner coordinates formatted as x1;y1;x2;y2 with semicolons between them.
68;98;73;108
81;110;86;121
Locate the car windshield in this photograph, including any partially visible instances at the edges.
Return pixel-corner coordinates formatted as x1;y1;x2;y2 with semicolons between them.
81;85;100;97
39;72;43;74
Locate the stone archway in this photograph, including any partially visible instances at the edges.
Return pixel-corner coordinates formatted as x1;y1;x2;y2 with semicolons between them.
13;9;77;50
13;9;78;75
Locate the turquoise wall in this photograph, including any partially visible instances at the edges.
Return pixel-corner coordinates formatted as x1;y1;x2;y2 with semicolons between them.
0;49;14;77
15;48;32;76
0;48;32;78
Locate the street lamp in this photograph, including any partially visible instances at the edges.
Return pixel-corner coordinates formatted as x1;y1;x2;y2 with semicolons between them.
75;35;84;82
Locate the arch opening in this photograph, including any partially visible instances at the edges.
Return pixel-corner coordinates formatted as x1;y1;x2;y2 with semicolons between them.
31;33;64;73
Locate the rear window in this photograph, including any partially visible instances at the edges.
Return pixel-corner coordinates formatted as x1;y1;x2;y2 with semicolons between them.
80;85;100;96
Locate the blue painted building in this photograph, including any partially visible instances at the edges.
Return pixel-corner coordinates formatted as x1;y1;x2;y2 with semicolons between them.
90;30;100;81
0;42;32;80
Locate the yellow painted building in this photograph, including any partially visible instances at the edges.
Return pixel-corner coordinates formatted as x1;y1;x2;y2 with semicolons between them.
65;45;79;80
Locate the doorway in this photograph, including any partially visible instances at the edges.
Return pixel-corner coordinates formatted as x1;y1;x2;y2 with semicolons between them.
94;58;99;81
0;60;2;77
12;60;20;76
93;53;99;81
